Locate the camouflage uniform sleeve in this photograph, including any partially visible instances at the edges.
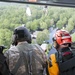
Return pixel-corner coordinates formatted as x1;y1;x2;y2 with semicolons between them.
4;46;26;75
4;46;20;71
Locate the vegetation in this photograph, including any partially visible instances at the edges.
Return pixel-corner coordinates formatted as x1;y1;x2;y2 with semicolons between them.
0;3;75;48
71;33;75;42
36;29;49;45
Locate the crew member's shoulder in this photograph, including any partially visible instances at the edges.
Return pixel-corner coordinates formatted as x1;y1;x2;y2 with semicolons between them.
30;44;44;53
5;45;19;55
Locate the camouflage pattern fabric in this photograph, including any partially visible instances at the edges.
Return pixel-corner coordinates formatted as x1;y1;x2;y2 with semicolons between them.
4;42;47;75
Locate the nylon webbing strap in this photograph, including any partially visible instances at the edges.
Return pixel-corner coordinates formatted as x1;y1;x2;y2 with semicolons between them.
29;51;37;75
29;51;32;75
59;56;75;72
55;52;58;63
29;45;44;75
11;52;22;75
17;46;29;75
22;51;30;75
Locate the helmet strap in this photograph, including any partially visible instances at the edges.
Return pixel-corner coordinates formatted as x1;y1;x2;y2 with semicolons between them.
53;41;60;50
12;34;18;46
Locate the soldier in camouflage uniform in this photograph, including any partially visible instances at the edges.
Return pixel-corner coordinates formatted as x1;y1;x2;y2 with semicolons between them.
4;26;47;75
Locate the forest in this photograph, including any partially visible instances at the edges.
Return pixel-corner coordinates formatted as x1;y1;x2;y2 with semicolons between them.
0;2;75;49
